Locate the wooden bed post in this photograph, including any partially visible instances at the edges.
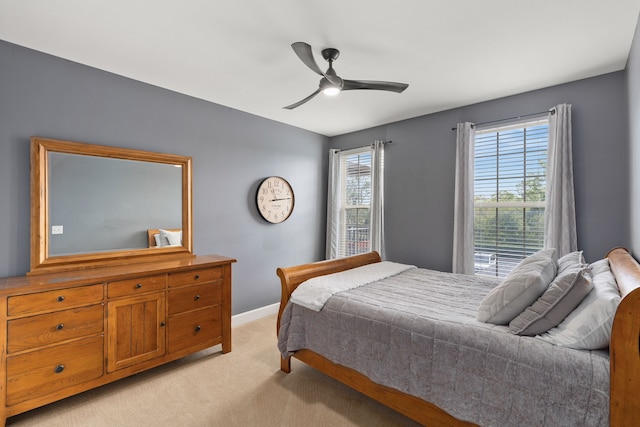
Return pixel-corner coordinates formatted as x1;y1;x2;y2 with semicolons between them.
280;356;291;373
608;247;640;426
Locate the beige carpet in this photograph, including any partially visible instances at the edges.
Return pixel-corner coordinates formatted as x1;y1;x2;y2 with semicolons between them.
7;314;421;427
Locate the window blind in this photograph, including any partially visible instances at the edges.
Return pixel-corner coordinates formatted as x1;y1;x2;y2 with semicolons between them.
338;147;372;257
474;118;548;277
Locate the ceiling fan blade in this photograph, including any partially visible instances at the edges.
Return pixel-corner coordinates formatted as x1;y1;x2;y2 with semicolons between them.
291;42;324;76
342;80;409;93
283;89;321;110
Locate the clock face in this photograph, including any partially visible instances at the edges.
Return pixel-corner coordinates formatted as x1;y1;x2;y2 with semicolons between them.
256;176;295;223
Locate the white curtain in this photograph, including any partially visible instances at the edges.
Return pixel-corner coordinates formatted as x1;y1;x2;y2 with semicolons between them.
452;123;475;274
370;140;385;259
326;148;341;259
544;103;577;256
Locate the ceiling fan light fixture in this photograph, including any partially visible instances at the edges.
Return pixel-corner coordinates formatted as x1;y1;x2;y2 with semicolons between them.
323;86;340;96
319;77;341;96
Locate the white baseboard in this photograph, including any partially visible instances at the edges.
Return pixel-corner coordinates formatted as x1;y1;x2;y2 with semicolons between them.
231;302;279;328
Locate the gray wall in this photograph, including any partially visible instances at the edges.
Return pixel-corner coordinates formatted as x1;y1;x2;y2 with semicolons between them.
0;40;329;314
628;17;640;255
331;72;630;268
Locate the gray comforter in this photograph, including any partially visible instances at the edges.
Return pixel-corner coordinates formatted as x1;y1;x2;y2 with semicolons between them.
278;268;610;426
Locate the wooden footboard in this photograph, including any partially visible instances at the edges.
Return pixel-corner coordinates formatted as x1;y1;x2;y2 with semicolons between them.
276;248;640;427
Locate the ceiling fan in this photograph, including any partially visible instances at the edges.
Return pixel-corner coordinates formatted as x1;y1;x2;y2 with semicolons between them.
284;42;409;110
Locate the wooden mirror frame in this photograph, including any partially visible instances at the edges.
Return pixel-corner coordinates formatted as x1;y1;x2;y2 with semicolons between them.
30;137;193;275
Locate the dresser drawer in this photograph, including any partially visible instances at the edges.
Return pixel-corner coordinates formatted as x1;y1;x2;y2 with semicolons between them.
7;284;104;316
6;335;104;405
168;267;222;288
168;306;221;353
168;283;221;315
8;304;104;353
107;274;166;298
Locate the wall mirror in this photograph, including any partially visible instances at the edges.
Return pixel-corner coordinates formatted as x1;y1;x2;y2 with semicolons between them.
30;137;193;274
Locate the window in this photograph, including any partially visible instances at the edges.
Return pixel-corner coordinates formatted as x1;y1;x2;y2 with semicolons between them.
327;142;384;260
338;147;373;257
473;118;548;277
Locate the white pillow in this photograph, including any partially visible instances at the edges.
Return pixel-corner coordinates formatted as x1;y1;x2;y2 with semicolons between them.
537;259;620;350
477;248;557;325
153;233;163;247
589;258;610;276
159;229;182;246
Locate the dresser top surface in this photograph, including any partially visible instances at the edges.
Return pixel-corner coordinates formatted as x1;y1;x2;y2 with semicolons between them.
0;254;236;295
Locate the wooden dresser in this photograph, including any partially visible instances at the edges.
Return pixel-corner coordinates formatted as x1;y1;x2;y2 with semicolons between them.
0;254;235;426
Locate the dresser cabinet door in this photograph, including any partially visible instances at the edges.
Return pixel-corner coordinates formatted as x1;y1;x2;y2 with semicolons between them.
107;292;166;372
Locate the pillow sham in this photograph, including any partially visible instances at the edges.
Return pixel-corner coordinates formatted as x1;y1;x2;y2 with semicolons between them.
557;251;586;274
509;266;593;336
160;229;182;246
477;248;557;325
537;259;620;350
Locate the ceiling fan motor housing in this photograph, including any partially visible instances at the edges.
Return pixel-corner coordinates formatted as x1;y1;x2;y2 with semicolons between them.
321;48;340;62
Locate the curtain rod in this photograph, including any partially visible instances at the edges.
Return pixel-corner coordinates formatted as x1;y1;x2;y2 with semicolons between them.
450;109;555;131
331;140;392;152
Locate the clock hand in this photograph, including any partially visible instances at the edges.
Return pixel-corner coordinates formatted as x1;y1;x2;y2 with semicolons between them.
272;197;292;201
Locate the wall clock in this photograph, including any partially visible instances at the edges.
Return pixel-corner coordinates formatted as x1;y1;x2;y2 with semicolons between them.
256;176;295;223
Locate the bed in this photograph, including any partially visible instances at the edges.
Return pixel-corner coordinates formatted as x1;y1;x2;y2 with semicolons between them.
147;228;182;247
276;248;640;426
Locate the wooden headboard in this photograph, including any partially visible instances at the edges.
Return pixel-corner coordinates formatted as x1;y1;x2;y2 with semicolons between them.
147;229;181;247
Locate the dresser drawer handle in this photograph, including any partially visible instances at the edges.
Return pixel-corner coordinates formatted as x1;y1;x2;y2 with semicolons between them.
57;295;65;302
56;323;64;330
54;364;65;374
160;321;166;327
194;325;201;332
194;294;201;301
194;274;200;280
135;283;143;289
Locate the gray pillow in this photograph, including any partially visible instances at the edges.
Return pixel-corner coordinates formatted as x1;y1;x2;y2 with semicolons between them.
509;266;593;336
513;247;557;269
557;251;586;274
477;248;557;325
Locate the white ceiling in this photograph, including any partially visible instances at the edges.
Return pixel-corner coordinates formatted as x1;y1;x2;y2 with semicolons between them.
1;1;639;137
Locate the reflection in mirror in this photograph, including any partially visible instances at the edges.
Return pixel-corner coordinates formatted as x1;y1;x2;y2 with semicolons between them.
48;152;182;256
30;137;192;275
